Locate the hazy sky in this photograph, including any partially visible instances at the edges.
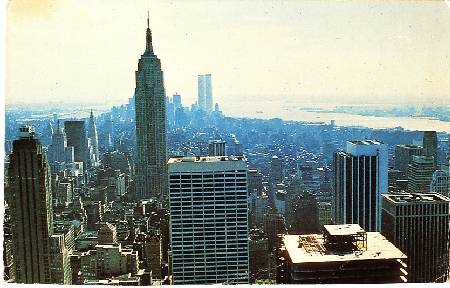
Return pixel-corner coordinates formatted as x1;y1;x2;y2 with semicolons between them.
5;0;450;109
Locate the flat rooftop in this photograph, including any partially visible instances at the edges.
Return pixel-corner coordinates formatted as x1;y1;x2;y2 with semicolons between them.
323;224;365;236
396;144;422;149
383;193;450;204
348;140;384;146
168;156;247;173
284;232;406;264
168;156;246;164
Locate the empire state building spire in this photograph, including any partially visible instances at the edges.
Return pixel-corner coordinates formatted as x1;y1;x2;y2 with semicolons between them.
145;10;153;55
134;11;167;202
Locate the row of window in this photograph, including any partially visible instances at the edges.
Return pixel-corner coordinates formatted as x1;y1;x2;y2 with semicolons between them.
172;244;248;251
171;203;247;208
169;178;247;188
171;218;247;224
171;209;247;214
173;264;248;271
171;220;247;226
171;230;247;236
170;172;246;179
172;234;248;241
170;185;247;189
170;190;247;195
170;217;246;223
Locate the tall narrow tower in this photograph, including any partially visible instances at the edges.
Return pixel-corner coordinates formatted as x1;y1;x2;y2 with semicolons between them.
198;74;213;113
88;110;99;166
9;126;53;283
48;120;67;163
422;131;437;167
134;13;167;201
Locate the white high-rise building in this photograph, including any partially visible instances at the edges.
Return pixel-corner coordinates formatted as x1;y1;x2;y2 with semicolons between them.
197;74;213;113
333;140;388;232
168;156;249;284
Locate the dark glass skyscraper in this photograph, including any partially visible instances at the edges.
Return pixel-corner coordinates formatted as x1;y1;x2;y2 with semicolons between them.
422;131;437;167
381;193;449;282
64;120;88;167
134;15;167;201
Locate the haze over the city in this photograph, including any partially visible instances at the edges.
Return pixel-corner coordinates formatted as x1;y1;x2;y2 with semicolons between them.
6;0;450;109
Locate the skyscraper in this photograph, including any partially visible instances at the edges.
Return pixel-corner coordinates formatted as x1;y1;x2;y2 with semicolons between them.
88;110;99;167
48;120;67;163
333;140;388;232
247;168;263;196
172;93;182;110
8;126;53;283
168;156;249;284
198;74;213;113
422;131;437;167
429;170;449;196
269;155;283;186
394;144;422;176
207;139;226;156
64;120;88;167
50;235;72;284
134;14;168;201
407;155;435;194
381;193;450;282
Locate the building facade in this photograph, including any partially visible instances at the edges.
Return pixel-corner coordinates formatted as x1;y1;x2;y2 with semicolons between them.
207;140;226;156
394;144;422;176
8;126;54;283
64;120;88;167
197;74;213;113
168;156;249;284
88;110;100;167
422;131;437;167
407;155;435;194
333;140;388;232
430;170;449;196
134;15;168;201
381;193;450;282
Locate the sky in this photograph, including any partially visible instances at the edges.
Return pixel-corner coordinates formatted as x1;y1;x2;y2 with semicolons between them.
5;0;450;110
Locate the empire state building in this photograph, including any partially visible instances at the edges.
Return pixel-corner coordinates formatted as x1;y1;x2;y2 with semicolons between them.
134;15;168;201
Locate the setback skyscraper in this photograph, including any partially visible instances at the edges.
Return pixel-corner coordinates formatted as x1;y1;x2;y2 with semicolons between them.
333;140;388;231
198;74;213;113
394;144;422;176
134;14;168;201
8;126;53;283
407;155;435;194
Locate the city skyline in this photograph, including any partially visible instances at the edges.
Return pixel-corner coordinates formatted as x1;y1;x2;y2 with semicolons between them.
6;0;450;109
3;0;450;285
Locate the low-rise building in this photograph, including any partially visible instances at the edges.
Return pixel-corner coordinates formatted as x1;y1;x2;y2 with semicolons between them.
280;224;407;284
